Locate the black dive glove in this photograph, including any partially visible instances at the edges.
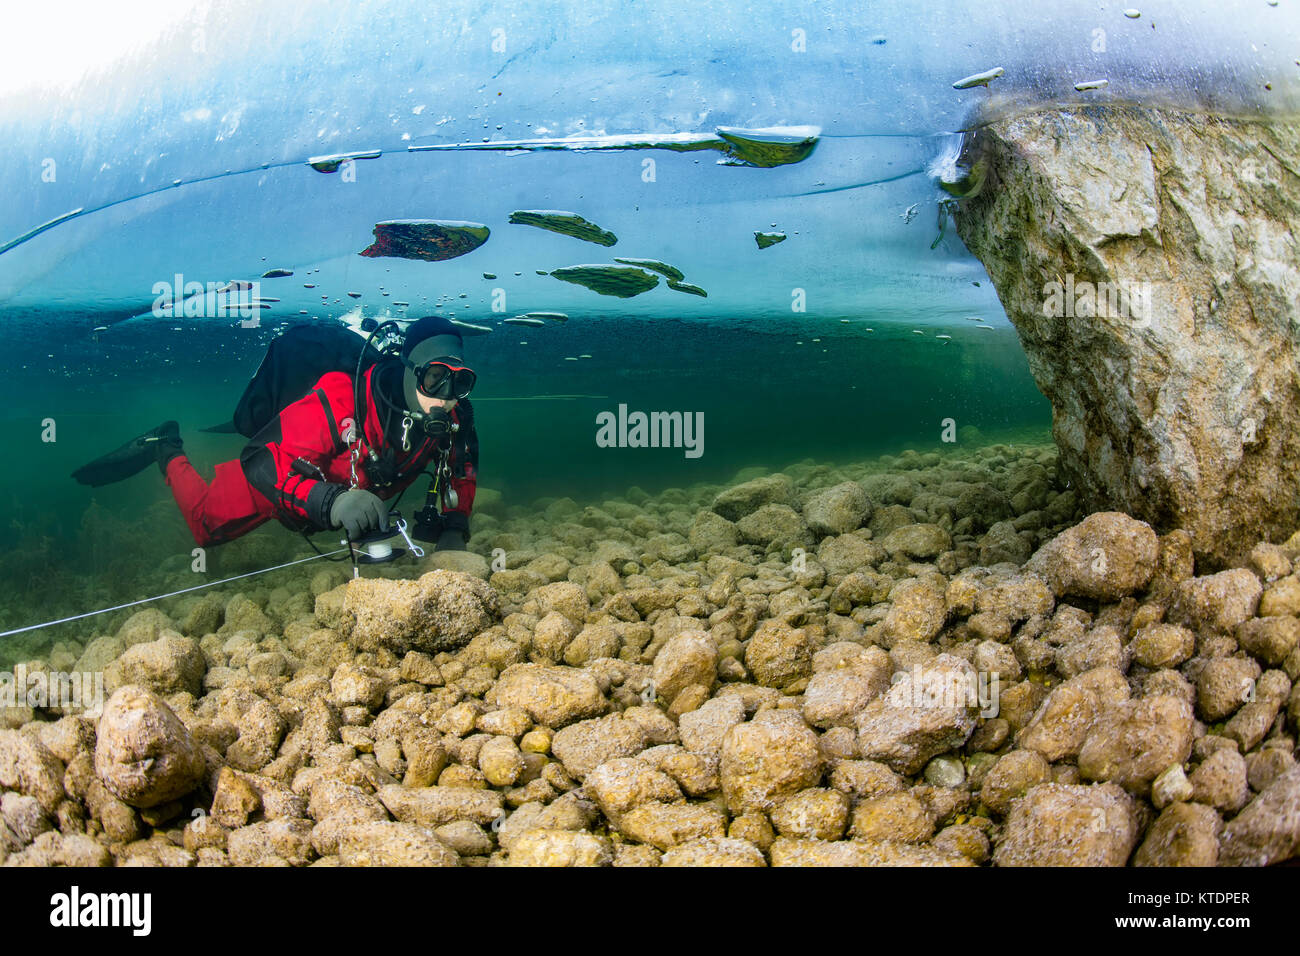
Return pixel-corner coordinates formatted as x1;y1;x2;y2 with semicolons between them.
331;489;389;539
436;511;469;552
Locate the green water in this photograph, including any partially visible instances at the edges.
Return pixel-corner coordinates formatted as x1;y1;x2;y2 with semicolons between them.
0;308;1051;652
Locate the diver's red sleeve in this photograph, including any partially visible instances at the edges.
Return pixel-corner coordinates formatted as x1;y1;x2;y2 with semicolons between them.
239;380;349;530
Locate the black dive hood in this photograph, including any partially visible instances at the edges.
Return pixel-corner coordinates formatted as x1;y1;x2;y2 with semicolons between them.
400;318;468;439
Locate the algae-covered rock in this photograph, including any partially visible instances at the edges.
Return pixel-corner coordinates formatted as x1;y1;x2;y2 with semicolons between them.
425;549;491;579
855;654;979;774
660;836;766;866
105;632;206;697
744;620;814;689
678;695;746;759
1025;512;1157;600
1169;569;1262;632
712;473;795;521
1235;616;1300;667
803;482;872;537
720;712;823;813
768;836;971;867
769;787;850;841
735;504;812;550
877;577;947;646
1077;695;1194;794
0;730;65;814
1217;766;1300;866
505;828;612;866
492;663;608;728
651;632;718;703
342;569;499;654
1132;802;1221;867
227;818;315;866
359;219;490;261
619;803;727;850
880;523;952;560
338;821;460;867
93;686;206;809
994;782;1138;866
980;749;1050;817
801;646;892;728
953;107;1300;566
849;791;934;843
376;785;503;828
1129;623;1196;669
550;714;648;780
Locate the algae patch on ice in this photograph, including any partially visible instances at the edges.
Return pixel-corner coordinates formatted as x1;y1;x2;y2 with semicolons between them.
952;67;1004;90
359;220;490;261
450;319;492;335
667;279;708;297
715;126;819;168
509;210;618;246
306;149;382;172
614;257;685;281
551;264;660;298
755;231;787;249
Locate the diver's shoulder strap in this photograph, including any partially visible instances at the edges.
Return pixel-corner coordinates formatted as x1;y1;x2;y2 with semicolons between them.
313;387;345;453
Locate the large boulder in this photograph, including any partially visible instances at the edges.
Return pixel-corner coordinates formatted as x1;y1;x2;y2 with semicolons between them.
1077;696;1195;795
802;482;872;537
855;654;980;775
720;712;823;813
93;686;206;808
712;474;795;521
1025;513;1157;600
491;664;609;729
340;569;499;654
104;632;206;697
954;106;1300;566
994;782;1139;867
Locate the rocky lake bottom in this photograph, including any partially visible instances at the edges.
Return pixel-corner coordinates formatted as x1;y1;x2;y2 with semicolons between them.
2;438;1298;867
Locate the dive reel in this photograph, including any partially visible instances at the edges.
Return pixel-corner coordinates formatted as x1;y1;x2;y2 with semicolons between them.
343;510;425;576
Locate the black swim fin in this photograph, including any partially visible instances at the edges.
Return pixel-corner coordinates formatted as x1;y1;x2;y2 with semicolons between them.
200;421;239;434
72;421;182;487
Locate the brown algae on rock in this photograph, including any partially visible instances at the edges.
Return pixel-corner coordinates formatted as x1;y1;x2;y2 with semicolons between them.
358;219;490;261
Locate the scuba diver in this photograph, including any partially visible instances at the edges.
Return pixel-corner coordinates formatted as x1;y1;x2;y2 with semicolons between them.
71;316;478;553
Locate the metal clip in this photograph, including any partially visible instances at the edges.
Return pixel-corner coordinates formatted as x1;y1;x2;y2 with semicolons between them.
400;415;413;453
349;446;361;489
440;456;458;509
394;517;425;558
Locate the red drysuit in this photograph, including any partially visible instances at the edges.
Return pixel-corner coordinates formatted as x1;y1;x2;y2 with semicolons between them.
164;364;477;546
